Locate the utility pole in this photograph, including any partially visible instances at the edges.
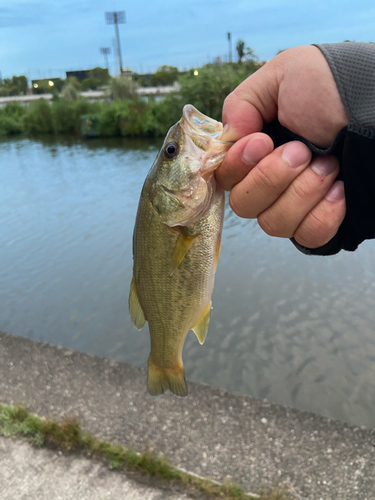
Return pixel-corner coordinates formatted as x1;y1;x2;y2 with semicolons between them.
227;32;232;63
105;11;126;75
100;47;111;71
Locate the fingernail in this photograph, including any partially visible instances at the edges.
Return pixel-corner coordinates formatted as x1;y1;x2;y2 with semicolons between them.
220;124;230;141
282;142;311;168
242;137;266;165
325;181;345;202
311;156;337;176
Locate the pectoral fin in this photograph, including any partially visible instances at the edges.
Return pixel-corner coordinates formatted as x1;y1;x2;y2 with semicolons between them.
214;233;222;272
192;302;212;345
129;276;146;330
170;230;200;276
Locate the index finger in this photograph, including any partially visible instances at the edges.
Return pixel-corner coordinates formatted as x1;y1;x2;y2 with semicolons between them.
221;64;280;142
216;132;274;191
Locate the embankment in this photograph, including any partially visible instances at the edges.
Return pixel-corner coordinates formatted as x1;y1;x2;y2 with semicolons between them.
0;330;374;499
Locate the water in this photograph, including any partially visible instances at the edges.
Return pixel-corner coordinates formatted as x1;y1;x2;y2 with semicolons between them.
1;135;375;428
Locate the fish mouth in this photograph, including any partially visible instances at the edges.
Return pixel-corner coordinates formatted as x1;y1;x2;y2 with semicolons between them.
180;105;233;172
182;104;225;139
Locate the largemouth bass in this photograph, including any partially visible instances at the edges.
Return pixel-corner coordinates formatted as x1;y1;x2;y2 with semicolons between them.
129;105;231;397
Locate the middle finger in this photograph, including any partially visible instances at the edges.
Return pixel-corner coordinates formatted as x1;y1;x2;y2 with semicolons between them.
257;155;340;238
229;141;312;218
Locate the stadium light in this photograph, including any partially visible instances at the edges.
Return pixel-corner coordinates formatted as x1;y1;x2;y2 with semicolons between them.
105;11;126;75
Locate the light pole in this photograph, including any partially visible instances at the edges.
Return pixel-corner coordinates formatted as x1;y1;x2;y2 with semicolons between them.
105;11;126;75
100;47;111;71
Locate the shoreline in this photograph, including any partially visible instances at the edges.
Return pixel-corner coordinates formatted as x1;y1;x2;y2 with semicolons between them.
1;330;374;498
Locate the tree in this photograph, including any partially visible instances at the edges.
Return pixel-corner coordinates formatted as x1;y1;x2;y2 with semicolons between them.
151;66;179;86
66;76;82;91
179;64;253;121
236;40;245;63
12;75;28;95
245;47;259;62
0;75;28;96
88;67;110;86
107;76;139;101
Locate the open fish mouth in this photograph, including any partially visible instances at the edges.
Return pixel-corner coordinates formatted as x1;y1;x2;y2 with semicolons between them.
182;104;225;139
180;105;233;172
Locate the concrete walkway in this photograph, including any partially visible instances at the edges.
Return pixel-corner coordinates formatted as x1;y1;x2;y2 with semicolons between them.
1;330;375;499
0;436;195;500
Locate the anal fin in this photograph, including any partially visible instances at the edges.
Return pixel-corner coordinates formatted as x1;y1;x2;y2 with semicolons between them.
192;302;212;345
129;276;146;330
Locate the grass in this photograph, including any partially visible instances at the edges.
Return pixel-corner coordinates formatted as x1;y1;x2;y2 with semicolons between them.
0;403;292;500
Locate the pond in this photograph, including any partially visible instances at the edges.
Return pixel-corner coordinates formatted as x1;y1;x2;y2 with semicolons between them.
1;135;375;428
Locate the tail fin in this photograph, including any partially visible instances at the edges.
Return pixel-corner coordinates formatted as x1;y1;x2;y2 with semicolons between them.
147;357;187;397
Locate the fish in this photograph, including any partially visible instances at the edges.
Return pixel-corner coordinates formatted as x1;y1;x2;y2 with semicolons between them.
129;104;231;397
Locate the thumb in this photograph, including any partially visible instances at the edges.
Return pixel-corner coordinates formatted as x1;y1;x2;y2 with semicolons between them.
221;62;280;142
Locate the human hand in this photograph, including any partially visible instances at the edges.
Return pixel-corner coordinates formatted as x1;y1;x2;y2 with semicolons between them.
217;45;349;249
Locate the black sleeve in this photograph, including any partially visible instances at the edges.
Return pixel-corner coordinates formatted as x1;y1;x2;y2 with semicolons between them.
262;42;375;255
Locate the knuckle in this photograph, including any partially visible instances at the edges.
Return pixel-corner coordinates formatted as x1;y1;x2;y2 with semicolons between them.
289;176;313;200
294;209;336;248
258;212;288;238
254;162;279;192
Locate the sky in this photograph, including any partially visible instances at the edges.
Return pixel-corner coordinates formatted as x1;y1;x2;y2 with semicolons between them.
0;0;374;80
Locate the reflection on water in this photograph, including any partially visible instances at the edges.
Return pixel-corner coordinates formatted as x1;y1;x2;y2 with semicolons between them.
1;135;375;428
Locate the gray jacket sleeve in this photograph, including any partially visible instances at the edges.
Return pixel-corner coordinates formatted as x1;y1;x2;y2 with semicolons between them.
290;42;375;255
316;42;375;136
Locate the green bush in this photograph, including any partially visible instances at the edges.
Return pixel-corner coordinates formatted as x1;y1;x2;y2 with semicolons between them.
0;61;260;138
96;102;121;136
96;99;149;137
3;101;26;119
22;98;54;134
0;102;26;135
61;84;80;102
118;100;148;136
179;64;253;121
52;99;91;134
0;114;23;135
142;94;184;136
107;77;139;101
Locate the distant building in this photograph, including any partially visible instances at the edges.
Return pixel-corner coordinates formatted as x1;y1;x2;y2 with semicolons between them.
66;70;90;81
121;68;132;76
31;78;63;94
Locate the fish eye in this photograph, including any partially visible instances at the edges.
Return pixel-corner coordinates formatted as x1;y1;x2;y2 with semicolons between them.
164;141;179;159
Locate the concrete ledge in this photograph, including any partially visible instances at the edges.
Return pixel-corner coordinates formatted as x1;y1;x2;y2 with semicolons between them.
0;331;374;499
